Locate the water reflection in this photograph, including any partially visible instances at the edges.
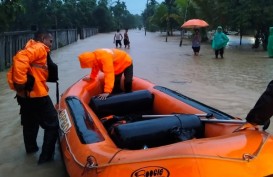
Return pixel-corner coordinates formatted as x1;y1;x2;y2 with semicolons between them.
227;35;255;47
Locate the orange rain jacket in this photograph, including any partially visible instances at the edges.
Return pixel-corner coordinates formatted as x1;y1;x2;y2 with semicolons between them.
7;39;50;97
78;48;132;93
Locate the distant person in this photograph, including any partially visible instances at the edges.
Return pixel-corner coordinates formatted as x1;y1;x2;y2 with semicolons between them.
78;48;133;100
192;29;201;56
6;30;59;164
267;27;273;58
252;31;261;49
113;29;123;48
124;29;130;49
212;26;229;58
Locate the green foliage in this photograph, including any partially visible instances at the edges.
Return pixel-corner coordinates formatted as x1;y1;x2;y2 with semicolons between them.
146;0;182;34
2;0;141;33
110;0;128;29
93;4;114;32
175;0;188;7
4;0;272;36
185;0;273;35
150;4;168;29
0;0;24;32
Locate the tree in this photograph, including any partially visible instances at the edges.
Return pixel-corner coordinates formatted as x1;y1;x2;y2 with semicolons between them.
164;0;181;36
150;4;168;30
77;0;97;28
110;0;127;29
45;0;63;29
148;0;181;41
93;2;114;32
22;0;49;29
0;0;24;32
142;0;158;34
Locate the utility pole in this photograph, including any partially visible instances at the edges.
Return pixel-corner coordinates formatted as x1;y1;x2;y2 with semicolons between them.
145;0;148;36
165;6;170;42
165;0;176;42
180;0;191;47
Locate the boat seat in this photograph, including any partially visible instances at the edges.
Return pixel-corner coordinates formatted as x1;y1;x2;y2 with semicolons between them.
89;90;154;118
66;96;104;144
110;114;202;150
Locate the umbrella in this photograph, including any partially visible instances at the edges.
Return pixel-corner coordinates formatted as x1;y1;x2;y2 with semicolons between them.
181;19;209;28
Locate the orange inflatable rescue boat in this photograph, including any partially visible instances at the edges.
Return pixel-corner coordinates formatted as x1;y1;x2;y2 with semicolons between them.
57;74;273;177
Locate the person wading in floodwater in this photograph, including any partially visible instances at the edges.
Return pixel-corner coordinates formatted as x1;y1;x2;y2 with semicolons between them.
113;29;123;48
6;30;59;165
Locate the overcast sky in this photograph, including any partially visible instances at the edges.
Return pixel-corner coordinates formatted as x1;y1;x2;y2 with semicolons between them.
121;0;164;15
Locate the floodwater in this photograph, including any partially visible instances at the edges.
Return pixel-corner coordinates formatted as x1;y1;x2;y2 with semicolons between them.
0;30;272;177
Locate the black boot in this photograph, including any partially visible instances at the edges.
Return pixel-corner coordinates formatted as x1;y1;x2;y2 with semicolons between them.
38;128;58;164
26;146;39;154
23;124;39;154
246;80;273;126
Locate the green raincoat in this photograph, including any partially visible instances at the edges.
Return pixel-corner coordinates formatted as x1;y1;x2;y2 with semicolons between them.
267;27;273;58
212;26;229;50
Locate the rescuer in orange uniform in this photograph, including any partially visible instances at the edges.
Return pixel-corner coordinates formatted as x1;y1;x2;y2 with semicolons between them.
7;30;59;164
78;48;133;100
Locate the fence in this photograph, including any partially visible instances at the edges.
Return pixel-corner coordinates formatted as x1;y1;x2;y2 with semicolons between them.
0;31;34;71
50;29;78;50
0;28;98;71
80;28;98;39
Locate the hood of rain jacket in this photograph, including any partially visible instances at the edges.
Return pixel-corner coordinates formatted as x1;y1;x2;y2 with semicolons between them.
78;48;132;93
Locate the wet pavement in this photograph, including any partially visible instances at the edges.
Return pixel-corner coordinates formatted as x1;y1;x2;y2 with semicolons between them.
0;29;272;177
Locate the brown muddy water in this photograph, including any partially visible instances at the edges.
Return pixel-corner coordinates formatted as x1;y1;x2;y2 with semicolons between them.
0;30;272;177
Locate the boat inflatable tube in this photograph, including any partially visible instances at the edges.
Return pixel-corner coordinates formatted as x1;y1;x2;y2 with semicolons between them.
111;114;202;149
89;90;154;117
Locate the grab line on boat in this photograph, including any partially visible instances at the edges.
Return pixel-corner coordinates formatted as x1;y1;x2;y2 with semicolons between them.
61;139;256;170
64;133;85;167
61;113;265;170
61;126;269;170
85;154;255;169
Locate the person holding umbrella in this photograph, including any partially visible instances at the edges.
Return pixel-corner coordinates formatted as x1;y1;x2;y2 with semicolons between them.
181;19;209;52
212;26;229;59
191;29;201;56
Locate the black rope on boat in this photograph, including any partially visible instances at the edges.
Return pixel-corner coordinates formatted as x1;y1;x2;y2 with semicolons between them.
81;155;97;176
108;149;123;163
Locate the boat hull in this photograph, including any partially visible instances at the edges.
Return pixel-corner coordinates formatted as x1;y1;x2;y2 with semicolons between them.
58;75;273;177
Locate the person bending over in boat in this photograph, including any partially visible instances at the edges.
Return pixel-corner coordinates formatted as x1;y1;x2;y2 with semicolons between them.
6;30;59;164
245;80;273;130
78;48;133;100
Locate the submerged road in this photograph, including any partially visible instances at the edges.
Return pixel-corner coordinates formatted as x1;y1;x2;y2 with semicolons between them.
0;29;272;177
